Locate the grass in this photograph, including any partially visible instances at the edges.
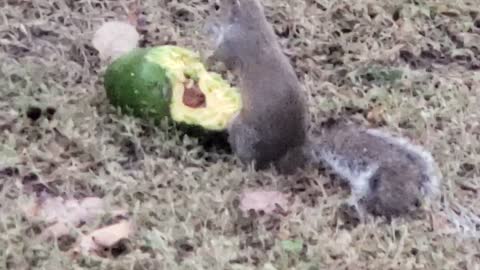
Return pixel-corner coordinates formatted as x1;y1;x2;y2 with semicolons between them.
1;0;480;269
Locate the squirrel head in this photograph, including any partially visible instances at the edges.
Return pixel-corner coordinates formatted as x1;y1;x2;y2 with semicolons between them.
203;0;276;70
213;0;266;24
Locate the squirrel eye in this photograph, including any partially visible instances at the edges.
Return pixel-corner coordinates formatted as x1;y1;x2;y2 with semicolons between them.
214;3;220;11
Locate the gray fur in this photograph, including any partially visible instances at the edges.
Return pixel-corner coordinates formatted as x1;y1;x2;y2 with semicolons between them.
203;1;441;219
204;0;308;173
311;120;442;218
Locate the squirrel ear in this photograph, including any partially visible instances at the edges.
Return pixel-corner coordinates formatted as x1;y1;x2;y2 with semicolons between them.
220;0;241;14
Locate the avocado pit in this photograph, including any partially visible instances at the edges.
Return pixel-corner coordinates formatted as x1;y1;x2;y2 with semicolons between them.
182;79;206;108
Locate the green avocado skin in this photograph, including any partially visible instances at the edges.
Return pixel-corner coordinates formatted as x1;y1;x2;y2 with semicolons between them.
104;48;172;122
103;47;232;150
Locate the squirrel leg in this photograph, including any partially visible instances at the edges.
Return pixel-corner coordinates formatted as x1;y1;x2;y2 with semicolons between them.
227;115;259;166
274;145;311;175
345;194;368;223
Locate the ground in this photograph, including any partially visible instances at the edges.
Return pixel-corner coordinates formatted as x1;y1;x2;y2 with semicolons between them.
1;0;480;269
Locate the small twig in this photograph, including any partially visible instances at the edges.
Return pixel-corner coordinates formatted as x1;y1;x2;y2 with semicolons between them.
457;181;478;193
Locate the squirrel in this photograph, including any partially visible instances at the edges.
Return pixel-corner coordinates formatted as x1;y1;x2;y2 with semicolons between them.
202;0;310;174
202;0;441;219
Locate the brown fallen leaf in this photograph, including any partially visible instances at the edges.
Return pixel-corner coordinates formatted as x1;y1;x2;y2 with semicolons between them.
92;21;140;62
22;195;128;240
239;190;290;215
277;227;291;240
23;196;106;225
42;222;71;240
366;105;386;125
75;220;134;256
430;213;448;231
435;4;461;17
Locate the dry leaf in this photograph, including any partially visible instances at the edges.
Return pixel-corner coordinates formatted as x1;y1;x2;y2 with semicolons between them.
22;193;133;256
24;196;106;225
435;5;461;17
277;227;291;240
239;190;289;215
42;222;71;239
431;213;449;231
367;105;385;124
22;196;115;239
92;21;140;62
430;212;457;234
76;220;134;255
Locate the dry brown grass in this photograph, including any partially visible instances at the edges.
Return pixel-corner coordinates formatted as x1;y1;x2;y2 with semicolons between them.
1;0;480;269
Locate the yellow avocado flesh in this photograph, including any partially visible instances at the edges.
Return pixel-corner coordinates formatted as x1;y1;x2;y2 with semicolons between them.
145;46;241;131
